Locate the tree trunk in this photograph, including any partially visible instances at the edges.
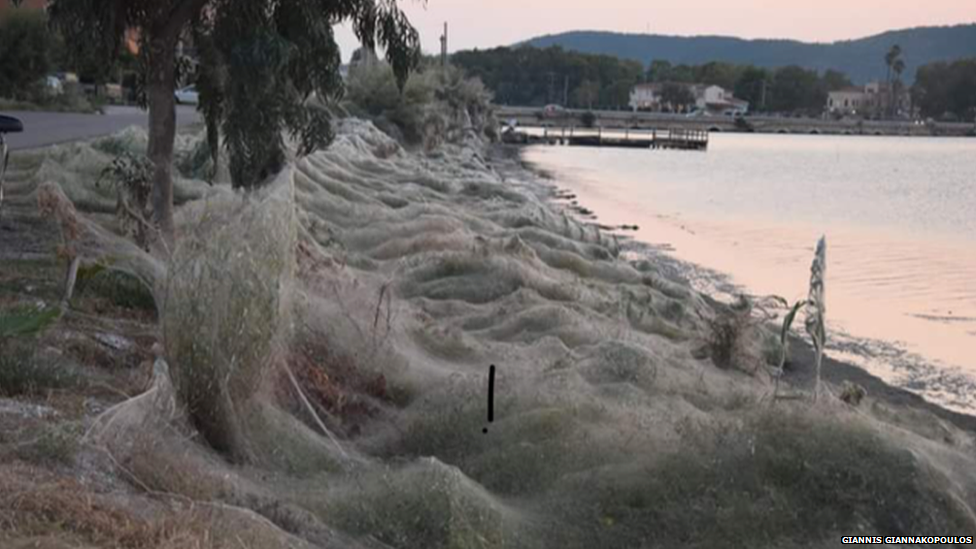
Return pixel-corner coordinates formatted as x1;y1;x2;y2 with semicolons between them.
147;36;179;246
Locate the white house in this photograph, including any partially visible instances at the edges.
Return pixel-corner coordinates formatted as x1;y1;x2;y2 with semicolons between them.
629;83;664;111
696;85;724;109
694;85;749;115
630;82;749;114
827;87;870;115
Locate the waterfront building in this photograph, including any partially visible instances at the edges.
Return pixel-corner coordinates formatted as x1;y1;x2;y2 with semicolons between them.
693;84;749;115
629;82;665;111
827;87;870;115
827;82;912;118
629;82;749;115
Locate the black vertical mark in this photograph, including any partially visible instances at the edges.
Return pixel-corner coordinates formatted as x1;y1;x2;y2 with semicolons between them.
483;364;495;434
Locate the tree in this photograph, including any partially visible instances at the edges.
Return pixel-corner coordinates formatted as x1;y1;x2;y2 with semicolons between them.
733;66;770;112
0;9;55;101
768;65;824;115
451;46;643;109
822;69;852;91
603;79;635;109
646;59;672;82
349;46;379;76
659;82;695;112
883;44;904;118
572;79;600;109
695;61;741;90
49;0;419;243
668;64;696;83
912;58;976;121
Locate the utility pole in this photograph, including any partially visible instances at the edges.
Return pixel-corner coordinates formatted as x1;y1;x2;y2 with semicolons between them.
547;72;556;105
439;22;448;67
563;75;569;106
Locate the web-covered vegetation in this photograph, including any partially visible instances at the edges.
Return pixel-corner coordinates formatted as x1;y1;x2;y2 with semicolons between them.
5;110;976;548
343;61;497;149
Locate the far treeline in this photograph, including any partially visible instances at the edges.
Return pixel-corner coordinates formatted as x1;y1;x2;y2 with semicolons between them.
451;45;976;120
913;59;976;121
450;45;854;115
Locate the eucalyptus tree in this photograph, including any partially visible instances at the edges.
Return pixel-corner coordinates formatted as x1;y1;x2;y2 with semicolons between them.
49;0;420;242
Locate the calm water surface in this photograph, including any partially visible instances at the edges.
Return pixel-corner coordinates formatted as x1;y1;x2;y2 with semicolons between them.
525;133;976;413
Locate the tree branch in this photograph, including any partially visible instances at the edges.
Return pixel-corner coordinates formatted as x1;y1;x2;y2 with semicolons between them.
160;0;210;41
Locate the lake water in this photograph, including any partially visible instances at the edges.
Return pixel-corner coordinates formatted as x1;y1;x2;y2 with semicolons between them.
524;134;976;413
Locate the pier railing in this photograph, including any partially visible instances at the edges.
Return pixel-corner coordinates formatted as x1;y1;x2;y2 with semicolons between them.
524;126;709;150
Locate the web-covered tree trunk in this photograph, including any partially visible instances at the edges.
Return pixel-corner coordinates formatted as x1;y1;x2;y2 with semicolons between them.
147;35;179;245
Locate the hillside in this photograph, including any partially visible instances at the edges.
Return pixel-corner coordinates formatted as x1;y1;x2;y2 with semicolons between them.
522;24;976;83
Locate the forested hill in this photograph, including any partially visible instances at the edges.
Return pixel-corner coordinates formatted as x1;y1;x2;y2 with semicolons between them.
522;24;976;83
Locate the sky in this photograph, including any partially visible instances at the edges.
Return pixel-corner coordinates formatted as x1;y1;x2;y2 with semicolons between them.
335;0;975;61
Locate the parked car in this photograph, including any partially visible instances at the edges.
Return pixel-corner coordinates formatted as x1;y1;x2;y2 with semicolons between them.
43;75;63;96
175;85;199;105
542;104;565;118
55;72;79;84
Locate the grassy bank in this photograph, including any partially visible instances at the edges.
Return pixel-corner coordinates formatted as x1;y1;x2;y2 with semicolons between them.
1;110;975;549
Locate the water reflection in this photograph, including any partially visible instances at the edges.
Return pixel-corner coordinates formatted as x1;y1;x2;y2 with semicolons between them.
525;133;976;413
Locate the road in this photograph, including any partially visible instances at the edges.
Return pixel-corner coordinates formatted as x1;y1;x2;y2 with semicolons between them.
2;105;201;151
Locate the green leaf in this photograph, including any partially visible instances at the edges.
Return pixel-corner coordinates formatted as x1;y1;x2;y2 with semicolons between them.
780;300;807;344
0;306;61;338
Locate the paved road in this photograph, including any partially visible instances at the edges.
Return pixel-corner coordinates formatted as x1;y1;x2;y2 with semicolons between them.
2;105;200;151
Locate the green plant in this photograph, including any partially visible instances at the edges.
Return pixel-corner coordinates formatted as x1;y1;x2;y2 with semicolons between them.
0;342;79;396
15;422;83;465
805;237;827;399
163;179;296;460
97;152;155;249
777;298;807;371
344;63;495;148
839;381;866;406
580;111;597;128
176;137;213;180
75;265;156;313
0;305;60;339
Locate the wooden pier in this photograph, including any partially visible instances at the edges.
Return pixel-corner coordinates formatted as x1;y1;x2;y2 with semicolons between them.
514;126;709;150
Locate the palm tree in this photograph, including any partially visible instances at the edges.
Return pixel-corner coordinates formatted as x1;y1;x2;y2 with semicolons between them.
891;58;906;116
884;45;904;118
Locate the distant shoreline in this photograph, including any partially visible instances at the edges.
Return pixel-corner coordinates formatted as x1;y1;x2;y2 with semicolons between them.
496;106;976;138
508;143;976;436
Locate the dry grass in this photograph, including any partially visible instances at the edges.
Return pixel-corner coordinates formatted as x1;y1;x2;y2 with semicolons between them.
0;463;160;547
279;338;393;439
0;462;308;549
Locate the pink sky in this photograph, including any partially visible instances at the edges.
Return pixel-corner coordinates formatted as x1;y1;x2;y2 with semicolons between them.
336;0;974;60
